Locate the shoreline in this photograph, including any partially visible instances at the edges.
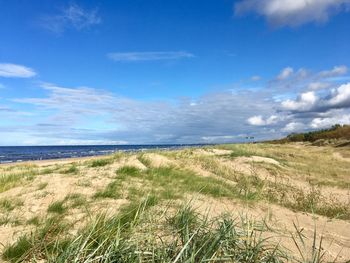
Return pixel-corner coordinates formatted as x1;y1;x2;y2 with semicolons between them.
0;154;108;167
0;145;204;167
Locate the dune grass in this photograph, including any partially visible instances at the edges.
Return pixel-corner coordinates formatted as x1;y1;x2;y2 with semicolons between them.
94;162;350;220
89;155;123;168
47;200;66;214
2;198;291;263
36;182;48;190
0;198;24;212
47;193;88;215
0;164;60;194
90;158;113;167
1;144;349;262
0;171;36;193
2;216;69;262
137;153;152;167
61;164;79;174
4;198;328;262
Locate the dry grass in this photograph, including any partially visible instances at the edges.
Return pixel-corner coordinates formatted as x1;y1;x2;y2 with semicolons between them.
0;143;349;262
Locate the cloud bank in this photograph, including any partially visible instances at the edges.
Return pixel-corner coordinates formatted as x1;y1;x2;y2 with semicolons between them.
1;65;349;145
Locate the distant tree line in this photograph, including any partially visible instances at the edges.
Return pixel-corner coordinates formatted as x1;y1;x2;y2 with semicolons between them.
271;124;350;143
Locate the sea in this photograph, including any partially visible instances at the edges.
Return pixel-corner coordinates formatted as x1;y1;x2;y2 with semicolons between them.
0;144;202;164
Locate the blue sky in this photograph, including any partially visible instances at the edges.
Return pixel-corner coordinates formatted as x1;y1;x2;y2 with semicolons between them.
0;0;350;145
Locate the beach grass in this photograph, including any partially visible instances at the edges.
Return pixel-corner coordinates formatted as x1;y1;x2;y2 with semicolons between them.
0;143;349;262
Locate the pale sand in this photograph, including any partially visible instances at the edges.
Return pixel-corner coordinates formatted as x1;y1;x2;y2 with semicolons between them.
0;144;349;261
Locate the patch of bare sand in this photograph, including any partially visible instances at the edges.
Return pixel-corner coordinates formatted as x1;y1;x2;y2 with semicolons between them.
0;155;108;168
193;148;232;156
333;152;350;162
235;155;281;166
189;194;350;262
123;155;148;170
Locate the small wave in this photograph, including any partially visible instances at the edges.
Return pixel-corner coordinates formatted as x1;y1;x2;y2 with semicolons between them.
0;160;13;164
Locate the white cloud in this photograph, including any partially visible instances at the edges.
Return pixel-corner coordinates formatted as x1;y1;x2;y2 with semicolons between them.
247;116;265;126
319;65;348;78
40;4;101;34
281;91;318;111
235;0;350;27
277;67;294;80
282;122;305;132
0;63;36;78
328;83;350;107
281;82;350;113
247;115;278;126
107;51;194;62
308;82;331;90
310;114;350;129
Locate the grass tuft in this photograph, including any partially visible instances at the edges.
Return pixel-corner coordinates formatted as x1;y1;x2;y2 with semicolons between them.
61;164;79;174
36;182;48;190
94;180;122;199
0;198;24;212
117;165;142;177
90;158;113;167
64;193;87;208
2;236;32;262
47;200;66;214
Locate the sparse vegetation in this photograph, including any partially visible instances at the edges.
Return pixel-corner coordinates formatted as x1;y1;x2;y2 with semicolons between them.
0;198;24;212
3;199;288;262
26;216;40;226
1;143;349;262
89;158;114;167
75;179;92;187
94;179;123;199
47;200;66;214
64;193;87;208
61;164;79;174
117;165;142;176
36;182;48;190
137;153;152;167
0;170;36;193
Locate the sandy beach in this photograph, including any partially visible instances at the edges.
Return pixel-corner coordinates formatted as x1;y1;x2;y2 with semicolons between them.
0;143;350;262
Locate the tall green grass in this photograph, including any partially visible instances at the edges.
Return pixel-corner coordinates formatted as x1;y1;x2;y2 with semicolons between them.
3;198;292;262
0;171;36;193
